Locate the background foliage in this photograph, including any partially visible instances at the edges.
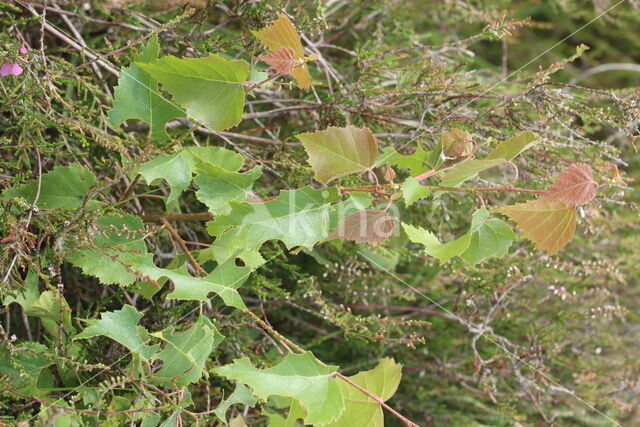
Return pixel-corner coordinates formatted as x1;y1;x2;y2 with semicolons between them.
1;0;639;425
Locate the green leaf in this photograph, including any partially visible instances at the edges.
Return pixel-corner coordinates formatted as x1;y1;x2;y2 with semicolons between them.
403;209;488;263
75;305;159;360
25;289;73;337
215;352;344;425
461;217;516;265
207;187;341;263
65;214;149;286
3;267;39;308
486;131;538;161
108;35;186;141
136;146;262;213
139;54;249;131
2;163;97;210
138;152;191;207
325;358;402;427
213;384;257;424
376;140;443;176
402;176;430;206
161;258;249;309
0;342;52;395
438;158;505;188
192;160;261;215
296;126;378;184
66;213;248;309
5;270;73;337
151;317;223;387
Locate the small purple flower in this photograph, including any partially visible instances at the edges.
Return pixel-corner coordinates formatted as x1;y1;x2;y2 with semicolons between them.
0;63;24;77
19;47;28;55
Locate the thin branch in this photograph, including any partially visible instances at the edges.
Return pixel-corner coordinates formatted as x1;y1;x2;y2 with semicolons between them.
160;219;207;277
141;213;214;223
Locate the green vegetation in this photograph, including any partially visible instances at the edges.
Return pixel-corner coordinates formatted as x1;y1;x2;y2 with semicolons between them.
1;1;638;425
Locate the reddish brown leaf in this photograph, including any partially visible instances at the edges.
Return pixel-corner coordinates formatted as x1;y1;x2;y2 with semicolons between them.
541;163;597;205
259;46;299;75
328;210;393;243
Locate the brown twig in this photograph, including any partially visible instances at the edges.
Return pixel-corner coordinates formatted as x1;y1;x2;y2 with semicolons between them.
160;218;207;277
245;310;303;353
141;212;214;223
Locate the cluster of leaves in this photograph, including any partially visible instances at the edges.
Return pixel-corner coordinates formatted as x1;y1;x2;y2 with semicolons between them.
0;1;638;425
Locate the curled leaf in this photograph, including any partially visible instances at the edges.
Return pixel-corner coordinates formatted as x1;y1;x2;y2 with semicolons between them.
442;128;473;159
541;163;597;205
498;200;576;255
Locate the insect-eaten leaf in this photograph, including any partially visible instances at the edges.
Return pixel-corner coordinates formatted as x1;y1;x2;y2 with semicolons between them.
376;140;443;177
259;46;300;75
402;176;430;206
296;126;378;184
328;209;393;243
215;352;344;425
108;35;185;141
139;54;249;131
402;209;487;263
540;163;597;205
253;14;312;89
403;208;514;264
498;200;576;255
74;305;159;361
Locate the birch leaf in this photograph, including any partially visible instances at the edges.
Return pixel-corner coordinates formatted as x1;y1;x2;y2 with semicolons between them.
324;358;402;427
75;305;159;361
376;141;443;176
215;352;344;425
108;35;185;141
540;163;597;205
259;46;299;75
151;316;223;387
497;200;577;255
206;187;341;263
402;176;430;206
461;217;515;265
139;54;249;131
296;126;378;184
252;14;311;89
438;158;505;188
403;209;488;263
486;130;539;161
